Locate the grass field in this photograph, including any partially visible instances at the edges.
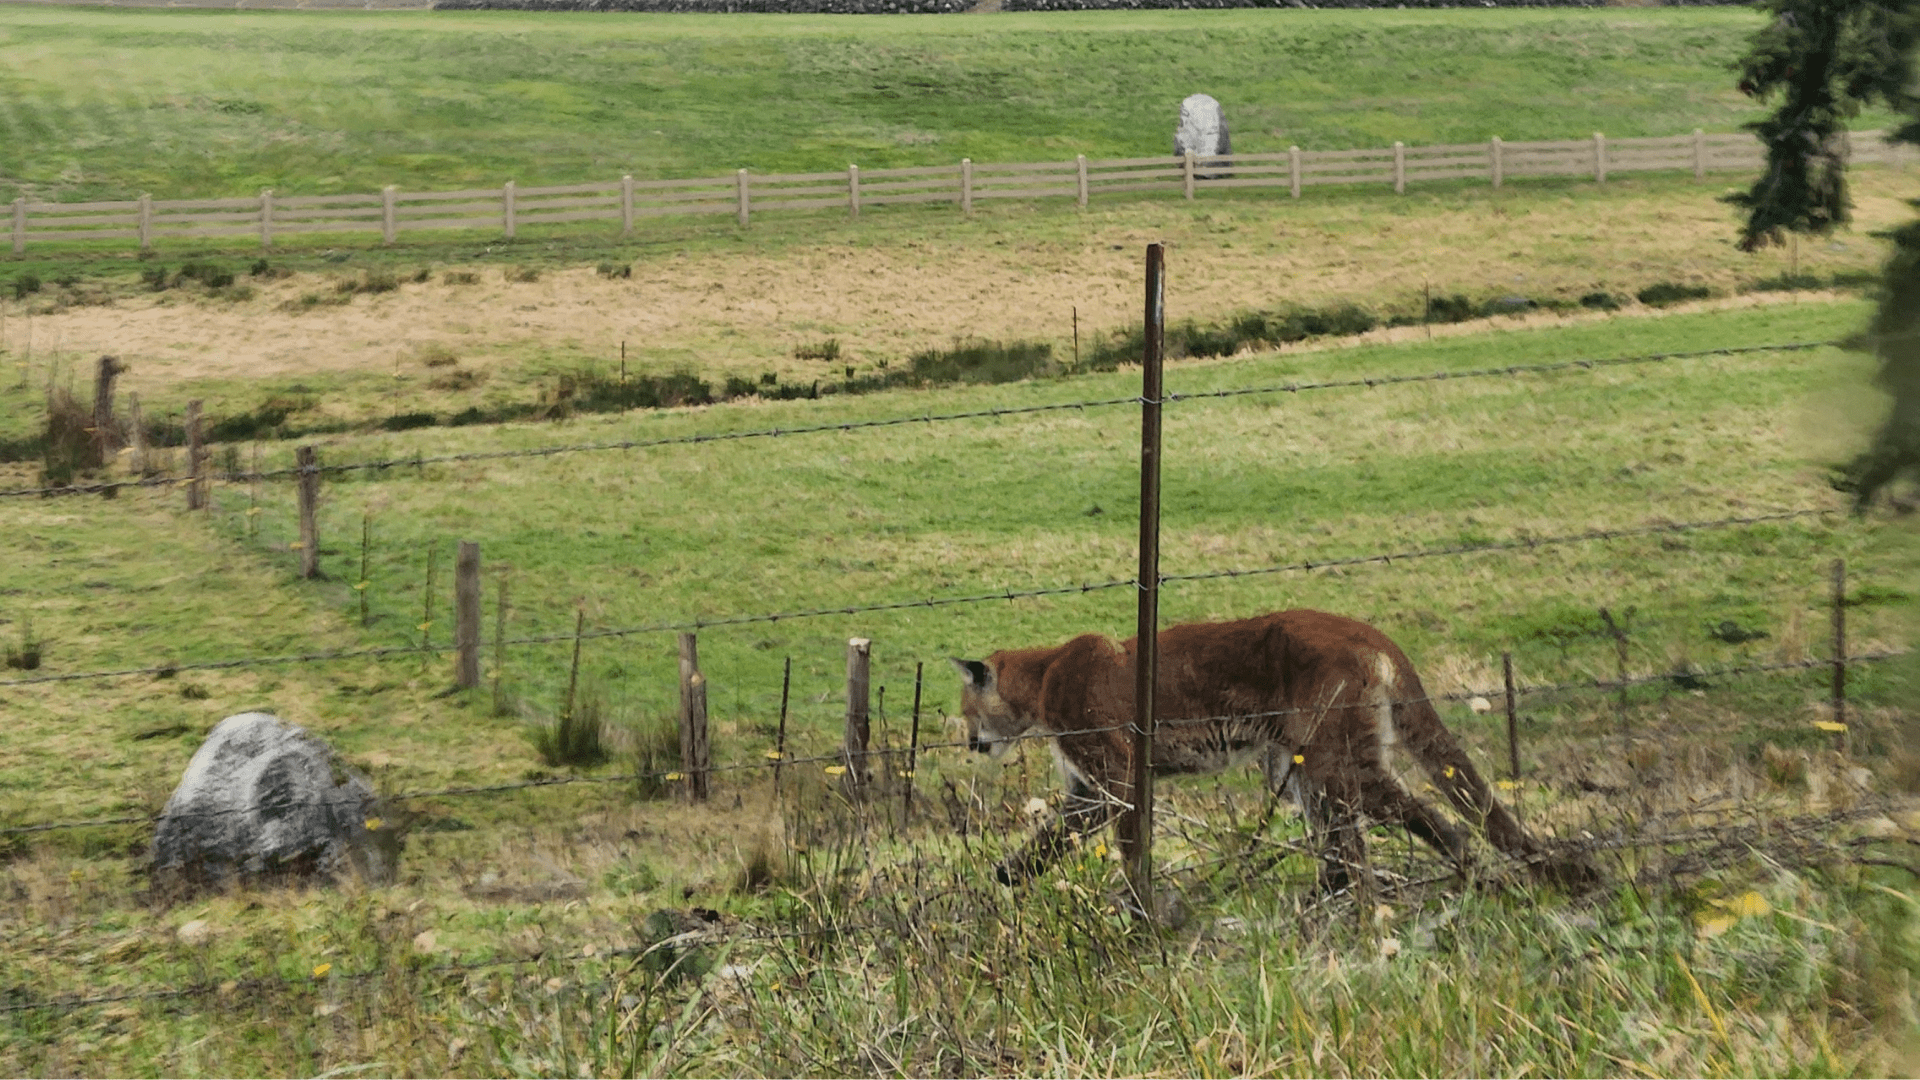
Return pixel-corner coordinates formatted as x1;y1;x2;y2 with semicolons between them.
5;297;1920;1075
6;4;1920;1074
2;4;1893;203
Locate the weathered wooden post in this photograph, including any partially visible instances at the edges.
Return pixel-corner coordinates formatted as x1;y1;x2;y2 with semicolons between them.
848;164;861;218
773;656;792;797
454;541;481;689
1503;651;1520;786
1832;559;1848;753
1290;146;1302;198
1393;141;1406;194
10;197;24;256
258;189;274;251
127;392;147;476
903;661;923;820
503;180;517;239
1490;137;1504;189
1593;132;1607;183
680;632;711;802
92;355;120;462
185;400;207;510
1119;243;1165;918
620;174;635;237
382;186;397;245
296;445;319;579
1076;154;1089;208
843;637;872;789
1693;128;1706;182
960;159;973;217
137;194;152;251
1183;152;1197;200
735;169;750;228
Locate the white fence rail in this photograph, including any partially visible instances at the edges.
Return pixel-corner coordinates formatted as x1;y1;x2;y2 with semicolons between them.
9;129;1917;255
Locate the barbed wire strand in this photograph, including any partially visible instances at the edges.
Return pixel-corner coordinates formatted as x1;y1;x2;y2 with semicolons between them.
0;338;1838;500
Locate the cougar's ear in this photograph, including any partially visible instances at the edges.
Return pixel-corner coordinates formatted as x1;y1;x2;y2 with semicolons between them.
949;657;994;692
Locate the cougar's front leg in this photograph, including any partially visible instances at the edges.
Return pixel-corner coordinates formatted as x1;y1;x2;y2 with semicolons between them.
995;776;1117;886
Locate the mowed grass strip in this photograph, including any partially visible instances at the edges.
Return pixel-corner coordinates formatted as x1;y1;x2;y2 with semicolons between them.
0;301;1906;832
0;5;1883;202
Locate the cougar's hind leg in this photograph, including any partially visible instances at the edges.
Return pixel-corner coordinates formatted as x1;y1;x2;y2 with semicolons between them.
1291;773;1368;895
1364;777;1470;874
995;775;1117;886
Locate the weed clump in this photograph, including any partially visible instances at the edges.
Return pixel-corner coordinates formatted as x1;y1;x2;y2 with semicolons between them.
427;367;487;392
503;266;540;284
595;261;631;279
336;270;398;295
794;339;841;363
1636;281;1712;307
1580;291;1621;310
206;394;313;443
1752;272;1823;292
443;270;480;286
905;338;1055;384
415;343;460;368
10;273;43;300
4;618;41;671
38;384;102;488
528;688;609;770
629;710;681;801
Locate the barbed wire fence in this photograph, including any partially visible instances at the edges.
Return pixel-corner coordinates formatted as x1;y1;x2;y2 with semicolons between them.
2;254;1905;1030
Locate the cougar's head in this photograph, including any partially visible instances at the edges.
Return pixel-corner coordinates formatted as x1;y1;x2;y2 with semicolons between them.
951;657;1025;760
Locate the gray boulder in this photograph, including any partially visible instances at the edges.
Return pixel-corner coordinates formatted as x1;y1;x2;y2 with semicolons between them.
151;712;396;889
1174;93;1231;176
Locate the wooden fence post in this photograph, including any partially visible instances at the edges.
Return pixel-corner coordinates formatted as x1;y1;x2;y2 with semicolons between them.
1593;133;1607;183
679;632;710;802
620;174;635;237
382;186;397;245
1183;152;1196;200
1832;558;1848;753
960;159;973;217
1693;129;1707;182
185;400;206;510
1120;243;1165;919
843;637;872;789
1289;146;1302;198
773;656;792;796
735;169;750;228
848;164;861;218
454;540;481;689
1503;651;1519;785
92;355;120;461
503;181;517;239
1490;137;1504;189
1393;141;1406;194
258;189;274;251
12;197;25;255
903;660;923;820
127;392;147;476
1076;154;1089;208
296;445;319;579
138;194;152;251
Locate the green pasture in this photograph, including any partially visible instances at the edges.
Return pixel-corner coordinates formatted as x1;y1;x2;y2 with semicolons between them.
0;4;1874;203
3;298;1912;828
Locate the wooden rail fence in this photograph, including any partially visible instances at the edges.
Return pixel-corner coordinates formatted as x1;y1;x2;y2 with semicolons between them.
7;129;1916;255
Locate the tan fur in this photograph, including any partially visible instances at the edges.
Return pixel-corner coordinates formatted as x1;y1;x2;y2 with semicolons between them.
954;609;1591;889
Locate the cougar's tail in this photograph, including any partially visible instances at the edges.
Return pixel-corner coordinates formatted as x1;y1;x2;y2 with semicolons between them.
1391;667;1598;889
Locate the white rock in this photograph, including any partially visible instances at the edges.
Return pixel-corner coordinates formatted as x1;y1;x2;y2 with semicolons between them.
176;919;211;947
1173;93;1231;162
1468;697;1493;715
150;713;394;889
413;929;439;954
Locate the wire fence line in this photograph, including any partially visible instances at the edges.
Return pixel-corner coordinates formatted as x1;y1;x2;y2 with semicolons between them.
0;505;1840;689
5;650;1900;840
0;338;1840;501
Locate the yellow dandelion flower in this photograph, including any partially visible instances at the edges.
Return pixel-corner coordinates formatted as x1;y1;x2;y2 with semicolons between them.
1092;842;1109;859
824;765;847;776
417;622;432;632
1292;754;1305;765
1444;766;1456;778
763;750;784;761
664;772;684;781
364;817;383;831
245;507;262;517
289;541;305;550
312;963;332;978
1813;720;1847;733
352;581;369;591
